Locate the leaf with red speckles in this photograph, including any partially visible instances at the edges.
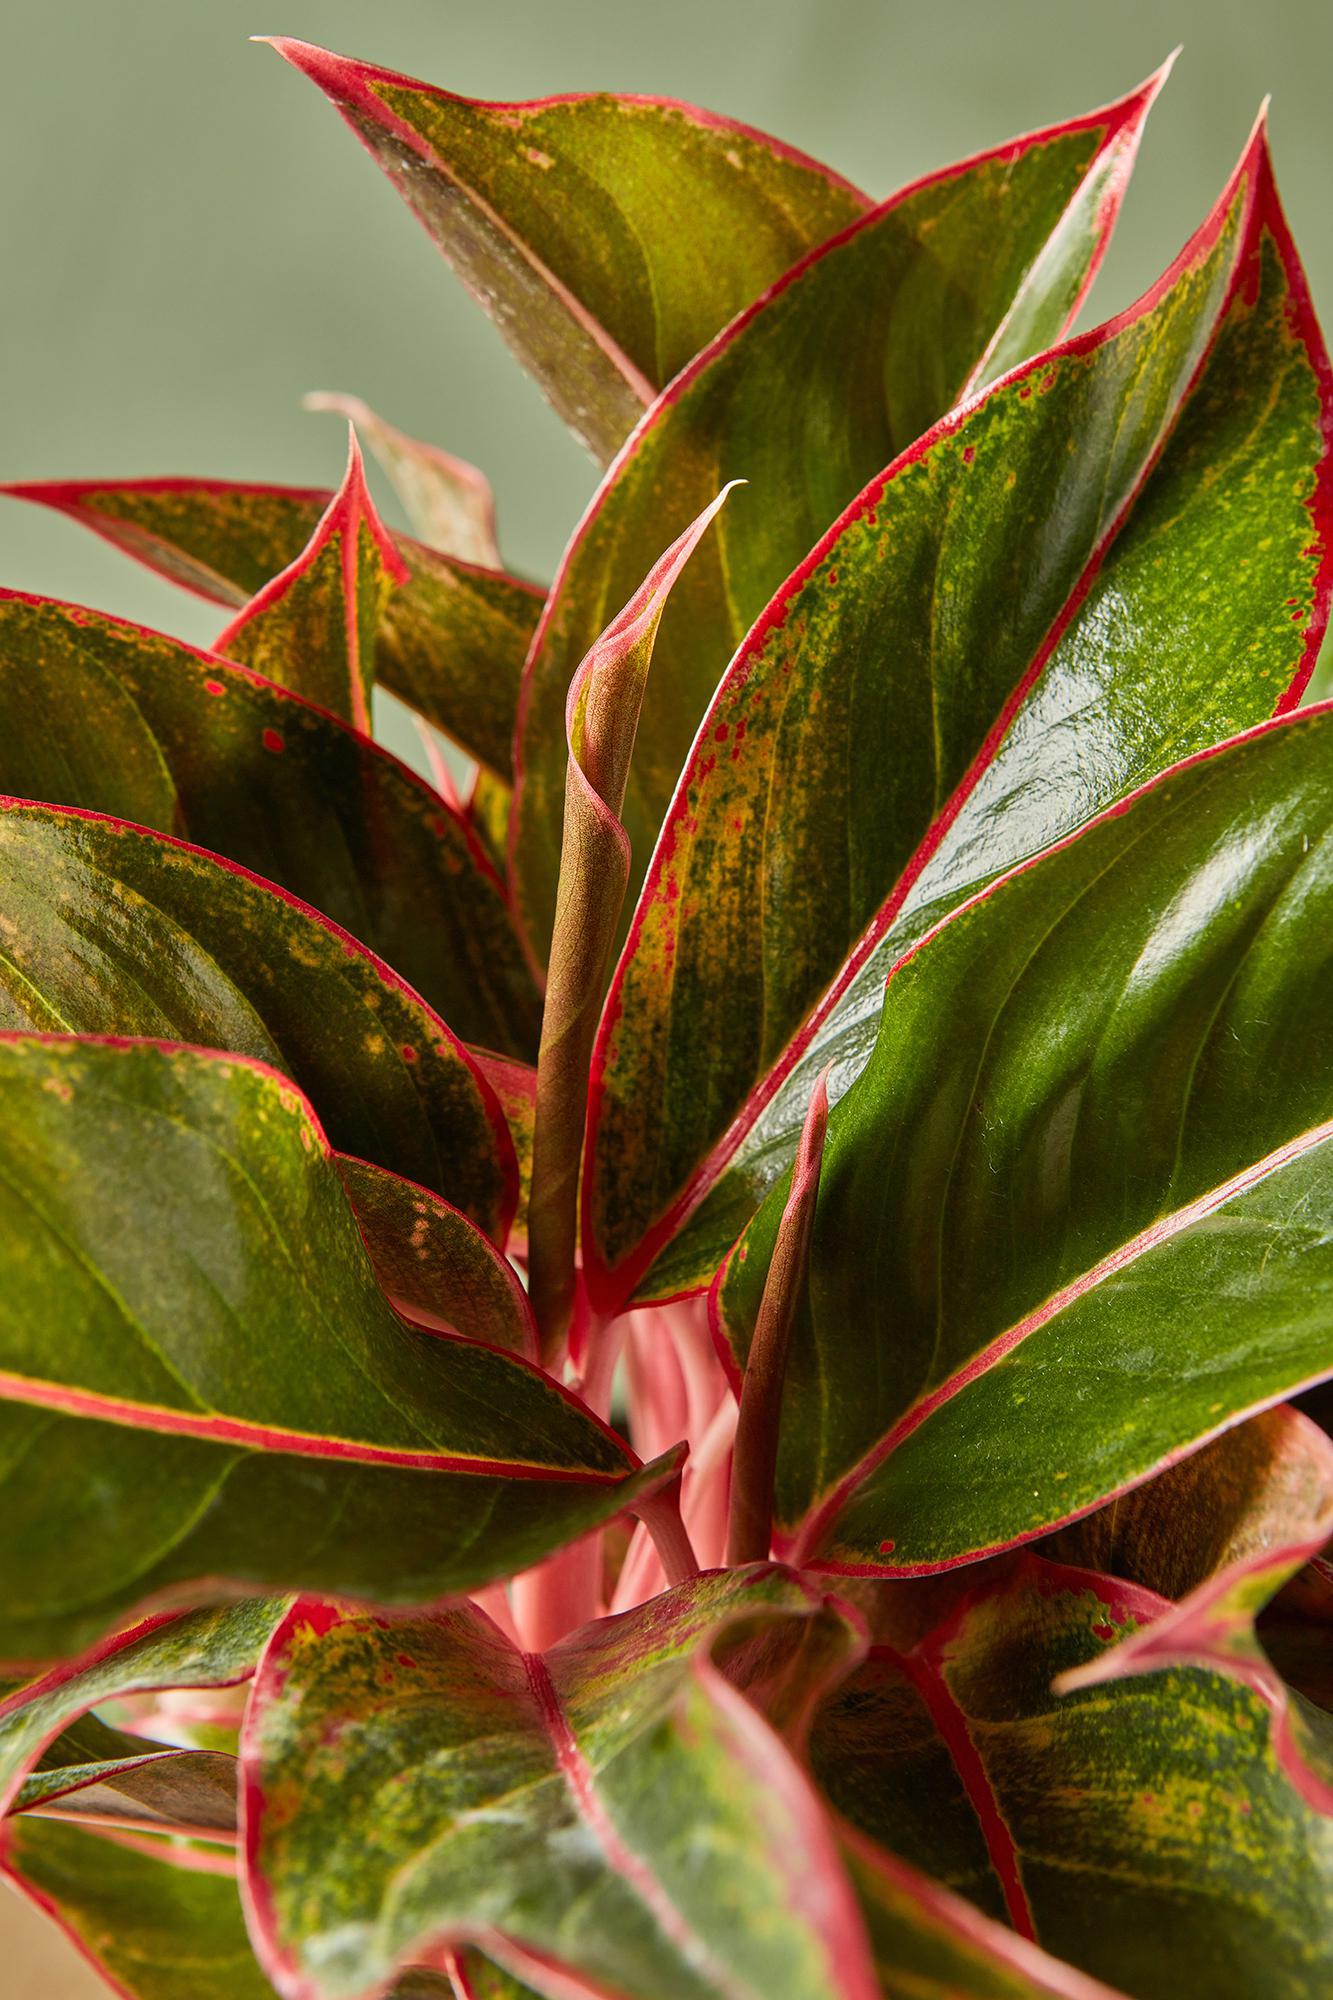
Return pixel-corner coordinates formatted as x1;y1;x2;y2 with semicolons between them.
1053;1407;1333;1814
214;432;408;736
812;1556;1333;2000
716;705;1333;1576
240;1567;872;2000
0;1034;674;1664
267;39;875;462
0;479;541;778
0;591;541;1056
591;122;1333;1311
0;799;514;1236
304;393;501;567
509;69;1167;968
0;1819;276;2000
335;1156;535;1353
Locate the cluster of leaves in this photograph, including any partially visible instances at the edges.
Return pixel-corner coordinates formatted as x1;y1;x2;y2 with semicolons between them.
3;35;1333;2000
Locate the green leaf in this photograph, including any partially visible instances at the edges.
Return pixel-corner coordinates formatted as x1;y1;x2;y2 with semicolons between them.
303;393;502;566
511;71;1165;967
241;1567;875;2000
1054;1407;1333;1815
717;705;1333;1572
841;1832;1131;2000
0;1034;674;1662
267;40;873;461
14;1713;237;1841
0;1601;280;1813
0;592;541;1056
0;1819;276;2000
811;1556;1333;2000
0;800;514;1235
213;431;408;734
0;482;541;778
335;1156;536;1354
593;121;1333;1307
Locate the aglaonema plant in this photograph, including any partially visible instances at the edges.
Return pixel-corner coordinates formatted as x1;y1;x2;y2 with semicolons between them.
4;32;1333;2000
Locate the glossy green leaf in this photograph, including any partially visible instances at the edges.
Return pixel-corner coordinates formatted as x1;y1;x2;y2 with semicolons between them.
214;432;408;735
717;705;1333;1572
1055;1407;1333;1814
0;1819;276;2000
268;39;872;461
812;1557;1333;2000
304;394;501;566
593;122;1333;1308
511;71;1164;966
0;482;542;778
0;1601;280;1811
0;592;540;1055
0;1035;672;1662
335;1156;535;1354
0;800;514;1233
241;1567;875;2000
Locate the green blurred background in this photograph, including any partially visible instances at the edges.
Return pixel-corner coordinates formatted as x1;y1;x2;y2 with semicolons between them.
1;0;1330;1987
4;0;1333;646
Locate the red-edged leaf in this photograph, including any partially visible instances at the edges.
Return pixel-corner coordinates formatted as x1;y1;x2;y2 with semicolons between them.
0;1033;676;1663
214;430;408;735
335;1155;536;1356
0;480;540;777
812;1554;1333;1997
0;1819;274;2000
1055;1408;1333;1814
12;1712;237;1842
304;392;501;565
467;1051;535;1257
266;39;872;460
0;1602;281;1815
715;704;1333;1575
509;69;1166;967
240;1567;874;2000
591;118;1333;1309
0;798;516;1236
0;590;541;1055
526;491;733;1363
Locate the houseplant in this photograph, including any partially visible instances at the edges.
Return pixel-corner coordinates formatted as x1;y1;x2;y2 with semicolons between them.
1;31;1333;1997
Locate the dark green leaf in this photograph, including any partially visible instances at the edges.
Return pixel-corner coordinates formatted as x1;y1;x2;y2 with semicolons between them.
0;592;541;1055
0;800;514;1234
0;1034;672;1661
718;705;1333;1572
0;483;541;778
592;124;1333;1307
512;73;1165;964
